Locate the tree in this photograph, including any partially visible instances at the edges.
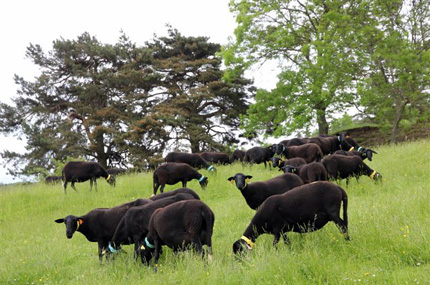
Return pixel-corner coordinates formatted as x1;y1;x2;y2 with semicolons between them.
0;28;254;178
357;0;430;143
224;0;362;136
143;27;254;153
0;32;154;176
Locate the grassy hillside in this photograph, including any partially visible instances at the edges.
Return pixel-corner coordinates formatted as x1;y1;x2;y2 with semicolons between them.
1;140;429;284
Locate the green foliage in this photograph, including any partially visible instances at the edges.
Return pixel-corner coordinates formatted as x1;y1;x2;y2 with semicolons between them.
225;0;363;136
225;0;430;140
357;0;430;143
1;140;429;284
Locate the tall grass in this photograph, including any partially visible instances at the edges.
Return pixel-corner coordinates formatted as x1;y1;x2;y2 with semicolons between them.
1;140;429;284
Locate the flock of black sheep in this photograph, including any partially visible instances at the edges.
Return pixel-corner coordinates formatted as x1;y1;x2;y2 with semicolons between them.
54;133;381;268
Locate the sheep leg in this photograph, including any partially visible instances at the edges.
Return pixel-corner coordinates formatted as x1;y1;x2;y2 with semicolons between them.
272;229;282;246
153;239;161;271
159;184;165;194
190;235;204;258
94;179;98;192
153;182;160;196
71;182;78;192
97;241;104;263
330;215;350;241
281;232;290;244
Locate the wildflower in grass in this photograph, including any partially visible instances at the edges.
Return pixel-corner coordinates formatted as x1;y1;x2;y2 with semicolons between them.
401;225;410;237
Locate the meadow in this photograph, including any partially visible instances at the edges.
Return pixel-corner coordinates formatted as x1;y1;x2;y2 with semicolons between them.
0;140;429;284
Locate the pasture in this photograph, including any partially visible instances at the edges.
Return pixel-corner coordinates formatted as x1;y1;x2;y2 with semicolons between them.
0;140;429;284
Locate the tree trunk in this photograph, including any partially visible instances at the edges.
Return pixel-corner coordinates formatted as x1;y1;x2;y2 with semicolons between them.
93;132;108;168
390;99;407;144
190;137;201;153
316;107;329;135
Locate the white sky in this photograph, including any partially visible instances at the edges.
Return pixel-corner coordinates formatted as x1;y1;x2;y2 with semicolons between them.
0;0;279;184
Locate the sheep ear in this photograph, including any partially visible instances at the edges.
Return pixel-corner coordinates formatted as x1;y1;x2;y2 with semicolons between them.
55;218;65;223
227;177;234;182
245;175;253;181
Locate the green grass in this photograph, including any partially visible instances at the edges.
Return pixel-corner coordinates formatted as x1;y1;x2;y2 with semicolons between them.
1;140;429;284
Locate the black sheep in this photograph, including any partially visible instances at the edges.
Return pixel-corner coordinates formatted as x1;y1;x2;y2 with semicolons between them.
230;149;246;163
45;175;62;184
165;152;215;171
286;137;308;146
227;173;304;210
284;157;307;167
54;198;152;262
233;181;349;254
153;163;208;195
140;200;215;267
307;133;354;155
269;157;284;169
281;162;328;184
109;193;197;258
322;154;382;184
243;145;275;167
62;161;116;194
200;152;231;164
275;143;323;163
334;148;377;161
150;187;201;201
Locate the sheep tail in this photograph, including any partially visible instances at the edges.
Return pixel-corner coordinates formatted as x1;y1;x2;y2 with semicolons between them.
201;205;214;255
340;187;348;228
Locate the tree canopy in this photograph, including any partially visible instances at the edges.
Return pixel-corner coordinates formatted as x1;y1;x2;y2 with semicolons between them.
224;0;430;141
0;28;254;178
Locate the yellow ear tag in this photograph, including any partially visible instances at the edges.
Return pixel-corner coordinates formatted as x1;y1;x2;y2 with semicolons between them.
78;219;83;225
245;178;251;183
106;174;111;181
140;245;146;250
229;180;234;184
349;147;354;151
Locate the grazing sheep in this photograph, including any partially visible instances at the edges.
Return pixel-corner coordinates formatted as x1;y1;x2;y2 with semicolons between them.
165;152;215;171
334;148;377;161
269;157;284;169
227;173;304;210
243;145;275;167
278;139;290;146
45;175;62;184
275;143;323;163
307;133;354;155
54;198;152;262
108;193;197;258
140;200;215;267
199;152;231;165
62;161;116;193
153;163;208;196
286;137;308;146
230;149;246;163
284;157;307;168
150;187;201;201
233;181;349;254
322;154;382;184
281;162;328;184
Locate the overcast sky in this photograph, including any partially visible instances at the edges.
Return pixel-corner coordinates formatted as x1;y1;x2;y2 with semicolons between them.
0;0;279;184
